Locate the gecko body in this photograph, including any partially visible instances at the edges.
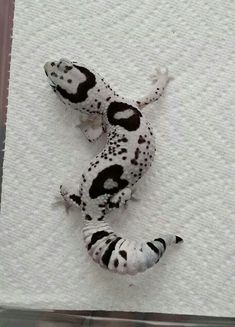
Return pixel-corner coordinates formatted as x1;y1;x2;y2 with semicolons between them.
44;58;182;275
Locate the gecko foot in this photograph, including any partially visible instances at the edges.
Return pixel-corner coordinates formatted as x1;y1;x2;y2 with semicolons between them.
59;185;73;213
149;67;173;85
52;196;71;214
52;185;73;213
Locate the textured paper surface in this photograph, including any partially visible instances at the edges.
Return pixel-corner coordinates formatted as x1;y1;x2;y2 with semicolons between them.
1;0;234;316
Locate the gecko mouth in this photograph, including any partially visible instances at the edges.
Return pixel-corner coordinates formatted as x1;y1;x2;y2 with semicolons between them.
47;76;56;90
44;62;57;91
50;83;56;92
47;76;57;91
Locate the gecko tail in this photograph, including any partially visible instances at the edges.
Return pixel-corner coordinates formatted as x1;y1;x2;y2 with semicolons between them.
82;221;183;275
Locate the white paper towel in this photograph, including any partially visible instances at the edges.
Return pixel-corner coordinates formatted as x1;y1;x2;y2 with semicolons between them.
0;0;234;316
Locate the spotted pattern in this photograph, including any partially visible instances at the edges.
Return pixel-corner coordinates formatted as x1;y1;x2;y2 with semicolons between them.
44;59;183;275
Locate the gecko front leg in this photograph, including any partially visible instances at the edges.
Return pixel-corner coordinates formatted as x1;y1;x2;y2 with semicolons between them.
136;68;173;110
53;184;81;213
77;113;104;143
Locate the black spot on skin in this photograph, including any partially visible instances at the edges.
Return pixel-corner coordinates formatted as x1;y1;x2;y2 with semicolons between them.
134;148;140;159
147;242;159;255
60;76;63;80
114;258;119;268
121;137;128;142
106;96;111;101
89;164;128;199
119;250;127;260
107;102;142;131
56;65;96;103
51;62;55;67
106;239;111;244
108;201;120;209
51;72;58;77
67;79;72;83
85;214;92;221
97;102;101;109
102;237;122;266
69;194;81;206
131;159;138;165
154;238;166;250
138;135;145;144
87;230;111;251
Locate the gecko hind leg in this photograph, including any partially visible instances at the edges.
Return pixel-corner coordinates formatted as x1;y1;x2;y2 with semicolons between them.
76;113;104;143
53;184;81;213
108;187;139;210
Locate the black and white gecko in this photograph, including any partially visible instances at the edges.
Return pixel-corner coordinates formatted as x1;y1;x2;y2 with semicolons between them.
44;58;183;275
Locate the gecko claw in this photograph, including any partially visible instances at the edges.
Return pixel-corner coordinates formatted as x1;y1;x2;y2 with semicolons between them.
150;67;173;84
51;185;73;214
52;195;72;214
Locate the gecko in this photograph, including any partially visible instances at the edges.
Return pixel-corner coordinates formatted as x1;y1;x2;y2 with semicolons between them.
44;58;183;275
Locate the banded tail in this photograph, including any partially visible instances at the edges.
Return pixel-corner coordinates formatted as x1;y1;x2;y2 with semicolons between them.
82;221;183;275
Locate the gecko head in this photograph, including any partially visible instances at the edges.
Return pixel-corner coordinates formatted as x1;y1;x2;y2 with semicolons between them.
43;58;83;107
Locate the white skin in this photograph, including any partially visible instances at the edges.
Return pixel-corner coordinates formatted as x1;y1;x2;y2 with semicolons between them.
44;58;182;275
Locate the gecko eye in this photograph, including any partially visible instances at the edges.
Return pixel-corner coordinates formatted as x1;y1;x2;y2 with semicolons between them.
57;58;73;72
59;58;72;65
